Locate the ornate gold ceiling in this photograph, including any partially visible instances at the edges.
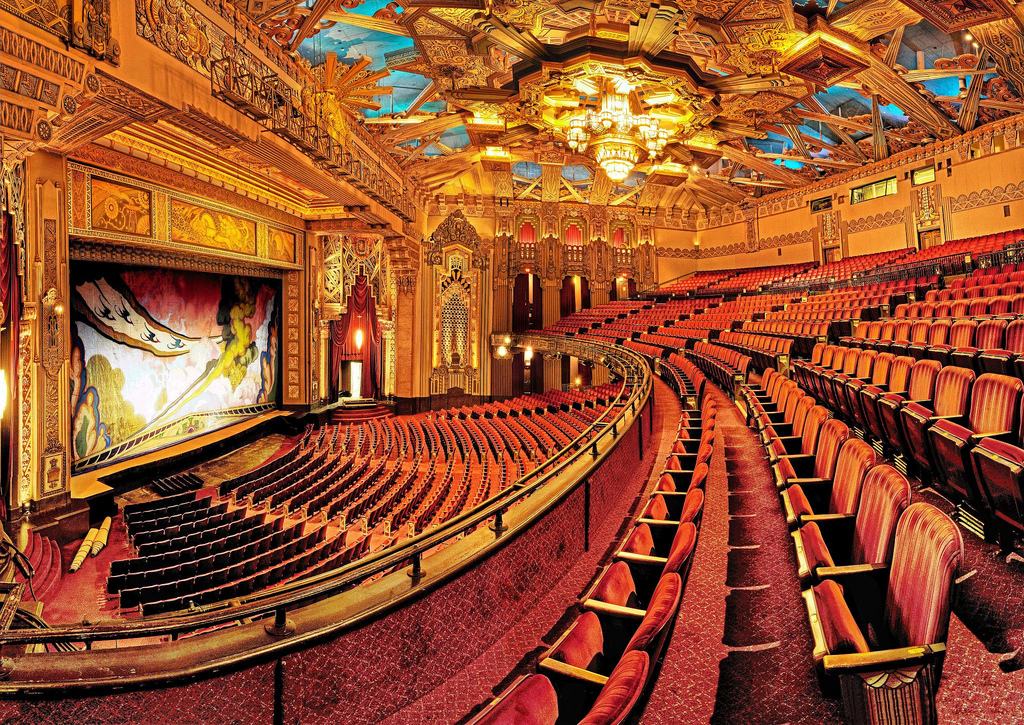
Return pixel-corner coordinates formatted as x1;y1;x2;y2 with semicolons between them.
237;0;1024;210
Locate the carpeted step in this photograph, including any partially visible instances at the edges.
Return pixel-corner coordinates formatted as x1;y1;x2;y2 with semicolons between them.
35;540;63;599
26;532;44;571
27;538;52;599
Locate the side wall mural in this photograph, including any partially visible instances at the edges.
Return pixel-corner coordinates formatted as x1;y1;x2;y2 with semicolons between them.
69;264;280;471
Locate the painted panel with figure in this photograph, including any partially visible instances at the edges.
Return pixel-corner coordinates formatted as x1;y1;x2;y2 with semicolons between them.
170;199;258;255
69;264;280;471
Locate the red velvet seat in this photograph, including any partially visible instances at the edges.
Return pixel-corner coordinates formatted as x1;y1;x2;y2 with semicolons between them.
899;366;975;477
909;319;948;361
577;650;650;725
469;674;558;725
892;320;928;358
838;349;877;425
875;358;940;455
805;503;963;719
978;318;1024;377
928;373;1024;506
857;355;912;444
950;318;1007;372
927;319;975;366
781;439;876;528
765;403;828;464
773;419;850;492
972;418;1024;544
793;464;912;583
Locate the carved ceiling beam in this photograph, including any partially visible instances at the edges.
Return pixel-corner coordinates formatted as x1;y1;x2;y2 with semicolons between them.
901;69;998;82
935;96;1024;114
474;17;551;63
323;9;410;37
709;119;768;139
799;98;869;162
756;152;859;170
871;96;889;161
290;0;335;51
958;51;990;132
711;175;791;189
781;123;812;159
401;134;442;167
972;19;1024;98
610;185;644;206
383;113;468;145
629;5;682;56
827;0;840;17
718;145;805;187
693;175;748;202
883;25;905;69
856;59;961;141
705;74;789;94
590;171;613;206
829;0;922;42
561;177;585;203
404;81;438;118
516;178;541;200
763;124;856;161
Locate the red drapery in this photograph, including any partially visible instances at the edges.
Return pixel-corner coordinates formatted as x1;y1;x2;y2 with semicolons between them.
627;278;637;298
0;211;16;520
580;277;591;310
513;274;530;333
560;276;575;318
530;274;543;330
565;224;583;245
329;275;381;400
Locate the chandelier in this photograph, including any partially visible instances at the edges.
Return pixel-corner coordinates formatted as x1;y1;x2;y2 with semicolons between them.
565;84;671;182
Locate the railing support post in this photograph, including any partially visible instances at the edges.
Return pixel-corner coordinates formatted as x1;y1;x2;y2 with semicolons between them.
407;552;424;579
490;508;508;534
584;478;591;552
265;606;295;637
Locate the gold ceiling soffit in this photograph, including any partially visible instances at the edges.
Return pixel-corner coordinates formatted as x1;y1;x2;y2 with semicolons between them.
829;0;922;42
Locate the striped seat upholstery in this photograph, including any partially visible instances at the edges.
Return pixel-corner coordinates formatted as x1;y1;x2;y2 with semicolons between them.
892;321;928;358
839;349;877;425
796;464;912;581
929;373;1024;506
855;353;901;440
972;409;1024;539
469;674;558;725
910;319;949;360
899;366;975;476
773;419;850;492
766;404;827;464
876;359;940;455
927;319;976;366
978;318;1024;378
809;503;963;674
783;439;876;527
577;651;650;725
951;318;1008;372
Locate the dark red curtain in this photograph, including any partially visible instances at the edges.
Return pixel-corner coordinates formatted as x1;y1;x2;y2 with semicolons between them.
627;279;637;298
512;352;525;397
513;274;530;333
530;353;544;394
580;277;591;310
561;355;571;387
0;211;15;521
329;275;381;400
530;274;543;330
609;280;618;301
580;361;592;387
560;276;575;318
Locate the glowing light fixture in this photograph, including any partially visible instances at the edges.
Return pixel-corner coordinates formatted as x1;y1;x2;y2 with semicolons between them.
574;376;582;386
355;328;364;350
497;345;508;357
0;369;6;420
524;347;534;362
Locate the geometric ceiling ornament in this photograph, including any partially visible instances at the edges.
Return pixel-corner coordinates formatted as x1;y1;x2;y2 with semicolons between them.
897;0;1009;33
779;34;870;87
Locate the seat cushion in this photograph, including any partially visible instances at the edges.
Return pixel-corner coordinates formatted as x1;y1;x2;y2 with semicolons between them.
800;521;836;572
624;573;683;655
552;611;604;669
813;579;870;655
474;675;558;725
578;651;650;725
663;523;697;578
589;562;636;608
788;484;814;519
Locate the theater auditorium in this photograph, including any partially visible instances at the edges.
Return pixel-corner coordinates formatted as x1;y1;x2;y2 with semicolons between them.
3;1;1024;723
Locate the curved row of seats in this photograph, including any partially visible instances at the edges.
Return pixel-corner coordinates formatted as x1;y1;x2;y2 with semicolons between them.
687;342;750;395
468;360;713;725
716;331;793;372
738;369;964;720
791;341;1024;548
892;294;1024;319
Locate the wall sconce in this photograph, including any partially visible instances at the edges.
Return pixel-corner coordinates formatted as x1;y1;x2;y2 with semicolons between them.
496;345;508;358
524;347;534;362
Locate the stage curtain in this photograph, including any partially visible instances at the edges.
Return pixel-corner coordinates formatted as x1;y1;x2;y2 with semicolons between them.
609;280;618;301
566;224;582;245
329;275;381;400
560;276;575;318
580;277;591;310
513;274;530;333
627;279;637;298
580;361;592;387
512;352;525;397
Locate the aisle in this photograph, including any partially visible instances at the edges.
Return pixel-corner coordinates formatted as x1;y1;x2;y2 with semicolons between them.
642;384;843;724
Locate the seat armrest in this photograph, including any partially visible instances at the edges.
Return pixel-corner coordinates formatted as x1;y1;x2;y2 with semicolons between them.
971;430;1015;445
538;657;610;687
615;551;667;567
823;643;946;674
636;517;681;528
802;514;857;560
929;414;967;425
582;600;646;620
778;454;816;478
902;398;932;408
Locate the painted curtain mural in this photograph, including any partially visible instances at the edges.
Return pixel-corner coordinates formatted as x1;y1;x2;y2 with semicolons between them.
69;264;280;471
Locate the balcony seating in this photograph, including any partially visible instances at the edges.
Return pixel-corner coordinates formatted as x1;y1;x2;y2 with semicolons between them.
780;439;876;528
845;352;892;431
764;405;829;466
804;503;963;720
928;373;1024;507
978;319;1024;377
772;419;850;492
858;355;913;444
899;366;976;478
792;464;912;584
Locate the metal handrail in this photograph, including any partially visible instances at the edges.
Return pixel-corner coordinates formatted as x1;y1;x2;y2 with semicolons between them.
0;334;651;647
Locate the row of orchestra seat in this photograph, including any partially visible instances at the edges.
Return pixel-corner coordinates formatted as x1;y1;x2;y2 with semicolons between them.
716;331;793;372
687;342;750;394
469;361;713;725
736;367;964;721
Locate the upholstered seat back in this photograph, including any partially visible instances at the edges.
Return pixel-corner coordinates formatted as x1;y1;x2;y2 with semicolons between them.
800;406;830;455
870;353;895;386
886;503;964;647
829;346;848;373
841;350;860;376
1006;320;1024;354
854;350;876;379
662;522;697;578
948;320;977;348
813;420;852;480
791;396;817;437
473;675;558;725
927;320;951;346
577;651;650;725
877;321;896;343
827;439;876;515
909;321;930;344
810;343;825;365
553;611;604;669
892;321;912;344
967;373;1024;434
780;389;804;424
933;366;976;417
620;524;655;556
680;488;705;524
688;463;710;493
590;562;637;608
907;359;942;401
820;346;837;368
851;465;912;565
886;356;914;395
624;573;683;656
976;319;1008;349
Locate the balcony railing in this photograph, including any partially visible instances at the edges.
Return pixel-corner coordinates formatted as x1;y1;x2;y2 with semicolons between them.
0;334;651;693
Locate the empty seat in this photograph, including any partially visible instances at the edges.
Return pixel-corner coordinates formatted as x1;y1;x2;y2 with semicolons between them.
773;419;850;492
781;439;876;528
899;366;975;478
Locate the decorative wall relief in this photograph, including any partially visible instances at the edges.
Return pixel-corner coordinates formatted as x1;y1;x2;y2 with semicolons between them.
949;180;1024;213
68;162;303;269
0;0;72;41
70;264;280;471
846;209;907;234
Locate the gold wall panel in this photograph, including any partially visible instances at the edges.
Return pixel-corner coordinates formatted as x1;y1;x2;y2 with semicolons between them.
170;199;257;256
89;177;152;237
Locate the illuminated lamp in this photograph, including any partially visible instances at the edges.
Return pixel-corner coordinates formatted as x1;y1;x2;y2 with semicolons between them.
355;329;364;350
